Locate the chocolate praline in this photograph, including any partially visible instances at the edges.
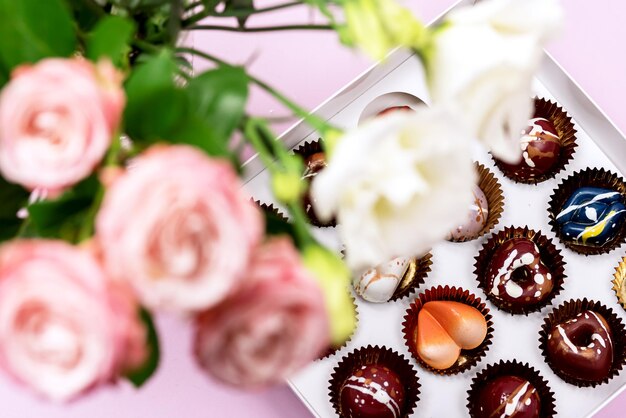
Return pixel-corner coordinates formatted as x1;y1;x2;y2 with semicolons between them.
547;310;613;382
301;152;335;226
449;184;489;240
555;186;626;248
474;375;541;418
497;117;561;180
485;238;554;310
340;363;406;418
377;106;413;117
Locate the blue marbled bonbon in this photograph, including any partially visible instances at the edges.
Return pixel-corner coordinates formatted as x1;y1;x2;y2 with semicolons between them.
556;186;626;247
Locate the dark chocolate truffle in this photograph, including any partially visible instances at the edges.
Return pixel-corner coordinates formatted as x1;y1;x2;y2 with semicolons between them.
485;238;554;310
340;364;405;418
546;310;613;382
474;375;541;418
555;186;626;247
497;117;561;180
301;152;335;227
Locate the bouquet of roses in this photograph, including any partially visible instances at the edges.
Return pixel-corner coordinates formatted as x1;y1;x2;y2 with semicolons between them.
0;0;560;402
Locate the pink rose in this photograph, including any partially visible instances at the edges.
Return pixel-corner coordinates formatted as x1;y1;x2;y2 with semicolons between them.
193;237;329;388
96;145;263;313
0;240;146;402
0;58;125;193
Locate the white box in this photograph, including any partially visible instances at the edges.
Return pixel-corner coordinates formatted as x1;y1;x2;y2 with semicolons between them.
242;1;626;416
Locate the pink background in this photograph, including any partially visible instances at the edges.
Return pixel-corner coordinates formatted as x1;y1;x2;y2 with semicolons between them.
4;1;626;417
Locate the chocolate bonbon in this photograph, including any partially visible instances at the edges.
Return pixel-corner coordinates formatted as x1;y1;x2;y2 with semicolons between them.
414;301;488;370
497;117;561;181
353;257;412;303
403;286;493;375
449;184;489;241
555;186;626;248
339;364;405;418
546;310;613;383
484;238;554;310
474;375;541;418
329;346;420;418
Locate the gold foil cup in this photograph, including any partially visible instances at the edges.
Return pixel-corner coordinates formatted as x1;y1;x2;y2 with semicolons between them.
474;226;566;315
466;360;556;418
402;285;494;375
328;345;420;418
612;256;626;310
548;168;626;255
318;294;358;360
347;250;432;303
449;163;504;242
538;298;626;387
390;252;432;302
492;97;577;184
292;139;336;228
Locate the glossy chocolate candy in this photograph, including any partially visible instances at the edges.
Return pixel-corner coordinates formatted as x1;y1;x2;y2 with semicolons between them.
474;375;541;418
301;152;335;227
340;364;406;418
555;186;626;247
485;238;554;310
449;184;489;241
353;257;412;303
547;310;613;382
497;118;561;180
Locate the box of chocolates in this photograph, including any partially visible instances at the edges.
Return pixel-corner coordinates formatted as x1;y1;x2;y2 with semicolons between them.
243;1;626;416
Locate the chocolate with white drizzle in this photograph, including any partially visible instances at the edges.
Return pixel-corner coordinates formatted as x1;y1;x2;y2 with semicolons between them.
497;117;561;180
474;375;541;418
340;364;406;418
485;238;553;310
354;257;412;303
547;310;613;382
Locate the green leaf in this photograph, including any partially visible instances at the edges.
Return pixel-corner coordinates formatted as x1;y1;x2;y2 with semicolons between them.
87;16;136;67
28;176;99;243
67;0;104;32
124;50;187;140
125;308;160;388
185;66;248;147
0;177;30;242
0;0;77;72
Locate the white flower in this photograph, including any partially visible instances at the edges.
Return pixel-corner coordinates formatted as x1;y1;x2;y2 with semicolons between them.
428;0;563;163
310;108;476;271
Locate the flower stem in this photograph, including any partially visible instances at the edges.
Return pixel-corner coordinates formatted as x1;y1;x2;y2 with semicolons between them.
183;24;333;32
183;1;304;25
176;46;333;134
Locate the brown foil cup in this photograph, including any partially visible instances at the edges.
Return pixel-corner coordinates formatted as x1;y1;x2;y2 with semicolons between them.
402;285;494;375
252;200;288;221
292;139;336;228
548;168;626;255
318;295;359;360
466;360;556;418
474;226;566;315
449;163;505;242
328;345;420;418
539;298;626;387
492;97;577;185
612;256;626;310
